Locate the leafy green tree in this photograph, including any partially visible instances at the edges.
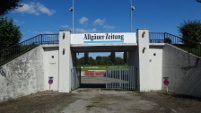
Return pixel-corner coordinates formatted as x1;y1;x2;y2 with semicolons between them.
96;56;104;65
88;57;96;65
196;0;201;3
0;17;22;51
0;0;22;16
114;57;125;65
103;56;113;65
95;56;113;65
78;57;85;65
178;20;201;47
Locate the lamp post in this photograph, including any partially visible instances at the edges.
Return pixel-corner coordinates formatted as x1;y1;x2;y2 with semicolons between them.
130;0;135;32
69;0;74;33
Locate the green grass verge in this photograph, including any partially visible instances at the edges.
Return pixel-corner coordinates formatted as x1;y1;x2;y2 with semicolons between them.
79;65;128;71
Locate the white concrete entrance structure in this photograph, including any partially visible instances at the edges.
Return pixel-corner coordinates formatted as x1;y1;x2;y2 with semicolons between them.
59;31;73;92
1;28;179;102
57;29;161;92
1;28;201;102
137;30;151;91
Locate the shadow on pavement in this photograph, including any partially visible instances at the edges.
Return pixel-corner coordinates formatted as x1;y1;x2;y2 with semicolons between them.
80;83;106;88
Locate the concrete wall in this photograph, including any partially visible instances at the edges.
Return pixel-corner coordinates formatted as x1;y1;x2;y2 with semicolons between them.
0;46;44;102
137;29;151;92
59;30;73;93
149;45;163;90
44;47;59;91
163;44;201;97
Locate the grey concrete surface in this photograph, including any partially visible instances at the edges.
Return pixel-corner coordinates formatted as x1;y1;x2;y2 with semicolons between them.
81;76;128;84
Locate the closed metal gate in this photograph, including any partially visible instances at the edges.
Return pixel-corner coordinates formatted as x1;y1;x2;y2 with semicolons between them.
71;67;81;90
106;66;137;90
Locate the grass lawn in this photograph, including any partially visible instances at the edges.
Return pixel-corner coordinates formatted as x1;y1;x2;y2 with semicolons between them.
79;65;128;71
81;66;107;71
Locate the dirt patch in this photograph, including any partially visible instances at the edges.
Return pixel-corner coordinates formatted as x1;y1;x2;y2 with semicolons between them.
0;89;201;113
139;92;201;113
0;91;78;113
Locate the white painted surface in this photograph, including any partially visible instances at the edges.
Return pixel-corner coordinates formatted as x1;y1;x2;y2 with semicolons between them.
44;47;59;91
163;44;201;97
1;29;201;102
137;29;150;92
0;46;44;102
59;30;73;93
71;32;136;45
149;46;163;90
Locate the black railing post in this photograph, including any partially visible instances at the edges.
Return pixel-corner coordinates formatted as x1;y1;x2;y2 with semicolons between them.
164;32;166;43
40;34;43;45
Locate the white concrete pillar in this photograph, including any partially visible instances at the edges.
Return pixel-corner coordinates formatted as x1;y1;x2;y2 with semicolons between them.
137;29;150;92
58;30;72;93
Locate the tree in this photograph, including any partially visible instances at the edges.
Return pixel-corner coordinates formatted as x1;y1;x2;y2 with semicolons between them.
96;56;104;65
103;56;113;65
196;0;201;3
115;57;125;65
95;56;113;65
78;57;85;65
0;0;22;16
178;20;201;47
88;57;96;65
0;17;22;51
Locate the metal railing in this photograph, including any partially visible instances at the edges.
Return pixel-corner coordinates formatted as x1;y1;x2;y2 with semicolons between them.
150;32;183;44
106;66;137;90
150;32;201;57
0;34;59;66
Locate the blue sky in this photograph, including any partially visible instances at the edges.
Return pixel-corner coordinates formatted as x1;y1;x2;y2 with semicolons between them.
6;0;201;41
5;0;201;58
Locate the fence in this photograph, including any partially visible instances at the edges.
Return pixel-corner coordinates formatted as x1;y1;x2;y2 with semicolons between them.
105;66;137;90
0;34;59;66
150;32;201;57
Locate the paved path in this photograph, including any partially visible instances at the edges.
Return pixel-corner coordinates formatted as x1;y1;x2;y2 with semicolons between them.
61;89;201;113
61;89;157;113
81;76;128;84
1;89;201;113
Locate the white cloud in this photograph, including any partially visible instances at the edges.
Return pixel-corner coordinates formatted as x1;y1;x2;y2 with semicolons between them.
14;19;24;25
103;25;115;29
34;31;54;34
75;28;97;33
79;17;88;24
94;18;105;25
60;25;69;28
15;2;56;16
